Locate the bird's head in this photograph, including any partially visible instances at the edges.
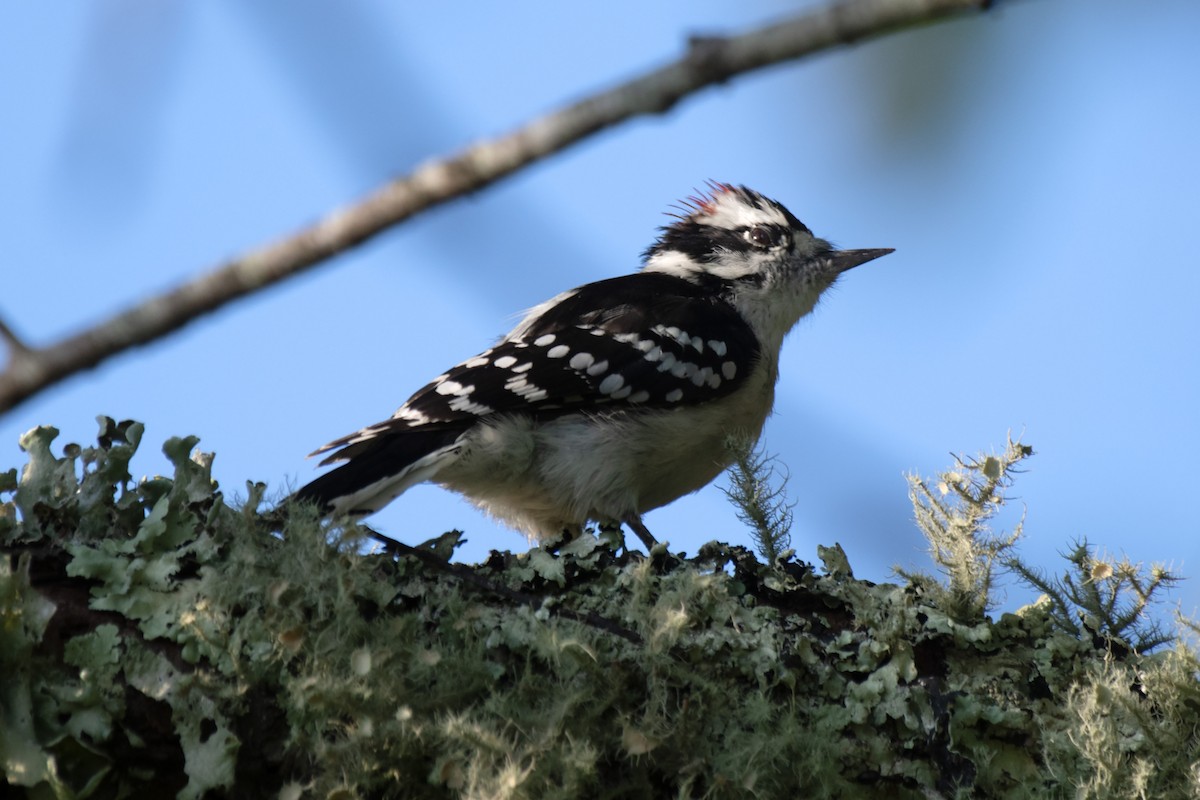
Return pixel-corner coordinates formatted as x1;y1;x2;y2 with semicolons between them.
643;182;890;288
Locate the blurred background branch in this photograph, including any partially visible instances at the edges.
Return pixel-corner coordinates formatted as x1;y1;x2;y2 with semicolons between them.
0;0;988;415
0;319;29;356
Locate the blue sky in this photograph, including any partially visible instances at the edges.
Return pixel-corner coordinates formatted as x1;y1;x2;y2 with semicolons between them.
3;1;1198;618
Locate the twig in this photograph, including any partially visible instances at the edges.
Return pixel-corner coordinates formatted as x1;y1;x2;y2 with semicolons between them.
0;0;989;414
0;317;30;355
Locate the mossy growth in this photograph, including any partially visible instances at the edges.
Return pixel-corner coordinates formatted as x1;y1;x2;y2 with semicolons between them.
1;419;1198;799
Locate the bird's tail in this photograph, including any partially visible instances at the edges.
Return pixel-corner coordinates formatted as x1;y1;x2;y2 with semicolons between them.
291;427;465;518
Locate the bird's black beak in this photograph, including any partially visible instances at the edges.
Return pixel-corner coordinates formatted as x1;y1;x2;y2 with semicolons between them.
829;248;894;273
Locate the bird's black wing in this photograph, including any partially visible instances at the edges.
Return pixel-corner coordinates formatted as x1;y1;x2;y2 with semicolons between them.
311;272;761;466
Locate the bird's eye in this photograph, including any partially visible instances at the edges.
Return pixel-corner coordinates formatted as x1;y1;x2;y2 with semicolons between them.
746;225;777;249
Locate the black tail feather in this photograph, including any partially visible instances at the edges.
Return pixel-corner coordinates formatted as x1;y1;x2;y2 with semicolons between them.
291;427;465;514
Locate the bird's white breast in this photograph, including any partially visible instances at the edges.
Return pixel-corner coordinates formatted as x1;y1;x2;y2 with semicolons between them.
435;355;778;540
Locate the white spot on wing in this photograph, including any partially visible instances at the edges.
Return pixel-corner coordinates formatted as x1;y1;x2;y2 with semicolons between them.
586;360;609;376
494;355;517;369
464;355;490;368
505;376;548;402
436;380;463;396
395;407;430;424
598;373;624;395
547;344;570;358
665;388;684;403
534;334;556;347
722;361;737;380
671;361;697;379
629;390;650;403
448;396;493;414
569;352;594;370
708;340;728;357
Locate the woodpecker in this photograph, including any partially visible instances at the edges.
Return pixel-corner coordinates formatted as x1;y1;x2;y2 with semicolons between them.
293;183;891;548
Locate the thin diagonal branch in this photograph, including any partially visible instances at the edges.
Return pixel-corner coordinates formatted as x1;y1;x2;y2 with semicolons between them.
0;0;990;414
0;317;30;356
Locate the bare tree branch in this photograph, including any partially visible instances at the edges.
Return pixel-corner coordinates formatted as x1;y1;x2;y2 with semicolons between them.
0;0;989;415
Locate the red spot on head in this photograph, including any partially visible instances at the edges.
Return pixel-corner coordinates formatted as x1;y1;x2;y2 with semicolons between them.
677;181;733;217
704;179;734;197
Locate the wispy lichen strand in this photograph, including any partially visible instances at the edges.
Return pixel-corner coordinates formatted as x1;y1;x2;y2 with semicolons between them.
899;436;1032;618
721;436;794;564
1006;539;1180;653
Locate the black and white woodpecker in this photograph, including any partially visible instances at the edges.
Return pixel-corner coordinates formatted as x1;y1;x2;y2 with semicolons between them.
293;183;891;548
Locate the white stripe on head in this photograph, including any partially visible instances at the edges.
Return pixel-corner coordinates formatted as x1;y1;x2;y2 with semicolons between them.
690;184;790;231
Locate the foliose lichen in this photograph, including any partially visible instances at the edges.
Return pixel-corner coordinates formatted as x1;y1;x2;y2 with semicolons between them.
2;419;1198;799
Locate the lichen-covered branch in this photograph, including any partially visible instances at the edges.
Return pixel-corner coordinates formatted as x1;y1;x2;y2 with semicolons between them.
0;0;991;415
3;421;1199;798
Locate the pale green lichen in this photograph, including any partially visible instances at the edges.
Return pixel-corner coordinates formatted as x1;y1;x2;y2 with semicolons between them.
1;420;1199;798
0;552;61;792
898;435;1031;619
